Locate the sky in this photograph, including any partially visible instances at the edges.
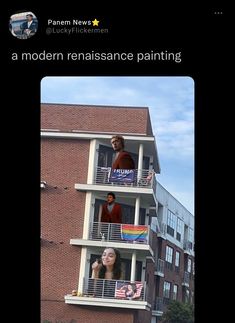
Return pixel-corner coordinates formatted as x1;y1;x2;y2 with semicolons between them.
41;76;194;215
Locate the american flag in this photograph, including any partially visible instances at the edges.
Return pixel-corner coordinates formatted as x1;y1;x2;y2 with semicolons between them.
115;281;143;300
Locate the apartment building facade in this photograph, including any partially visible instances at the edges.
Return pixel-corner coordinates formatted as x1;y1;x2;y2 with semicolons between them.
41;103;194;323
152;183;194;322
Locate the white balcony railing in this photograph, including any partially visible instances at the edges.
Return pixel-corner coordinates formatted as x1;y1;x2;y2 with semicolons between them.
83;278;146;301
89;222;151;245
65;278;149;310
94;166;156;191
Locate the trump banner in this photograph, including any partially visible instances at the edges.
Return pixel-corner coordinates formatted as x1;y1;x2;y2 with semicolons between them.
109;169;135;183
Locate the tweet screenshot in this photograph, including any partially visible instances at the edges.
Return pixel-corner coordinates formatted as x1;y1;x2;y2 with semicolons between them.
6;8;226;323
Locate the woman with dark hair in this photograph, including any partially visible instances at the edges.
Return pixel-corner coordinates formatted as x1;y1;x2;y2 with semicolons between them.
92;247;121;279
91;247;122;298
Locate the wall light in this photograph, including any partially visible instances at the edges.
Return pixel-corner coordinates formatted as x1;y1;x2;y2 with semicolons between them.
40;181;47;189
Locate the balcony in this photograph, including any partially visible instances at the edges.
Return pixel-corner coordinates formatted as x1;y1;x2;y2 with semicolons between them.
70;222;154;255
154;259;165;277
65;278;150;310
95;167;156;188
75;167;157;204
152;297;163;316
183;240;193;255
90;222;151;244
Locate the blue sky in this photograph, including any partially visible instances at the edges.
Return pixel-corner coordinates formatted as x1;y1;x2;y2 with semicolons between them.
41;77;194;215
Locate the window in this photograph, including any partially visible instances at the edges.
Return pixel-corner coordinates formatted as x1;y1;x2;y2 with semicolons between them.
163;281;171;298
98;145;114;167
175;251;180;268
188;228;194;250
165;246;173;270
172;284;178;300
167;210;176;237
176;218;183;242
187;258;192;273
165;246;173;263
184;288;190;303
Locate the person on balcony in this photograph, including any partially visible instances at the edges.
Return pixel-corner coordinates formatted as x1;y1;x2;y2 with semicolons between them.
138;169;155;187
91;247;122;280
101;192;122;224
111;135;135;169
91;247;122;298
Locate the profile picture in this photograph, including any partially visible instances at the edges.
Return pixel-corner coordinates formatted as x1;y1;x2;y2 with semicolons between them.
9;11;38;39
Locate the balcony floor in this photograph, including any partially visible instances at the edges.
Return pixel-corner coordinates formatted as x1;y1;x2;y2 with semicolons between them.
65;294;151;310
70;239;154;256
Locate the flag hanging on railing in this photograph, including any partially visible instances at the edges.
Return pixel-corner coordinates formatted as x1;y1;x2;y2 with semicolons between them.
115;281;143;300
108;169;135;183
121;224;148;242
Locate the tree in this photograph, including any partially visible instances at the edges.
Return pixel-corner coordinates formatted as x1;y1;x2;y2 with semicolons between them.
161;300;194;323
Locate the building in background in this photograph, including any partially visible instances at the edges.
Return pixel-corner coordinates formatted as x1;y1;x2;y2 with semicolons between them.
41;103;194;323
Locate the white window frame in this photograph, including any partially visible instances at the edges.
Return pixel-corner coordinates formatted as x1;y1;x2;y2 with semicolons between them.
165;245;173;264
187;258;192;273
172;284;178;300
163;281;171;298
175;251;180;267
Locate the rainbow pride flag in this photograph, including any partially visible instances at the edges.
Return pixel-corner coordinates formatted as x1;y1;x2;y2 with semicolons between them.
121;224;148;242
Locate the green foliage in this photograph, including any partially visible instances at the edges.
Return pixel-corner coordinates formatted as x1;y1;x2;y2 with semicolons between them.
161;300;194;323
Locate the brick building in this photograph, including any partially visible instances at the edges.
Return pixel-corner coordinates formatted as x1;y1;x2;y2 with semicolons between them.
41;103;194;323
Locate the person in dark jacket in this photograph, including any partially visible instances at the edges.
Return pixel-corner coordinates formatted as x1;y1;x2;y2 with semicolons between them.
111;135;135;169
21;13;38;37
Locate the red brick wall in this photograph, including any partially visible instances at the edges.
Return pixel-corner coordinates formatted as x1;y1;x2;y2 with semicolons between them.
134;309;152;323
146;259;155;305
184;254;195;291
161;240;184;301
40;106;154;323
41;301;135;323
41;138;89;302
159;239;195;303
41;104;153;135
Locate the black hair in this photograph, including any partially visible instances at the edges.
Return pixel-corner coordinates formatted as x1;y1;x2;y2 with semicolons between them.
125;283;137;297
98;247;121;280
107;192;115;199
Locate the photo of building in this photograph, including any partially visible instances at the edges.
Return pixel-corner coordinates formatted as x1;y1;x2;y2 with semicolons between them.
41;103;194;323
